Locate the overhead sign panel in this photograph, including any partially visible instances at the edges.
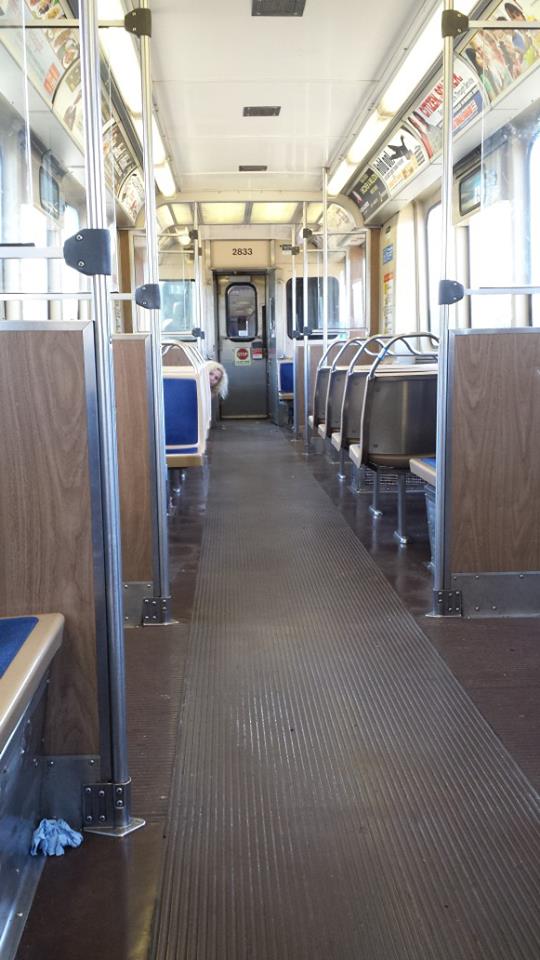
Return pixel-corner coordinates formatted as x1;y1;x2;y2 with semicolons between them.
407;63;484;159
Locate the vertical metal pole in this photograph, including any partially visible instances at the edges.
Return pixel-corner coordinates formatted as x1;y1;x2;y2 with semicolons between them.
433;0;454;611
139;0;171;609
193;203;203;351
291;225;300;437
79;0;140;833
303;202;310;452
322;168;329;353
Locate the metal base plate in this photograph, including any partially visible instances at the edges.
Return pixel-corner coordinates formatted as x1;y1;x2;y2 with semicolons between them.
452;571;540;618
84;816;146;838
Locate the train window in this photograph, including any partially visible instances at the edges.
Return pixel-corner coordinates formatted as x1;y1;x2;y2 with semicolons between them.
469;200;513;328
531;134;540;325
395;207;416;334
21;204;47;322
286;276;340;338
161;280;195;334
426;203;442;335
226;283;257;340
61;204;83;321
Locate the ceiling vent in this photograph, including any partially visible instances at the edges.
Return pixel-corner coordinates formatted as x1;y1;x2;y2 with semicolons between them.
243;106;281;117
239;165;268;172
252;0;306;15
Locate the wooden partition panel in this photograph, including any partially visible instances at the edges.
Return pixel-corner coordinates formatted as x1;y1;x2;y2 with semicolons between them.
294;343;324;431
0;325;101;754
113;335;156;583
449;330;540;573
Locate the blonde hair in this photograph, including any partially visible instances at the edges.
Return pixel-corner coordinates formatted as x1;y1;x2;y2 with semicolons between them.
205;360;229;399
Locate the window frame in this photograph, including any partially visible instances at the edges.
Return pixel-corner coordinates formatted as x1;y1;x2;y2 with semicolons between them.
285;275;340;339
225;281;258;342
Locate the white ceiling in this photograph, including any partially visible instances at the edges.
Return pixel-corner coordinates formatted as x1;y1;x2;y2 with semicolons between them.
150;0;436;195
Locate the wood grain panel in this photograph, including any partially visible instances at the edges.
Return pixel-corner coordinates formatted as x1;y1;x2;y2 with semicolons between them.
118;231;133;333
113;337;155;582
294;344;323;430
0;329;99;753
450;331;540;572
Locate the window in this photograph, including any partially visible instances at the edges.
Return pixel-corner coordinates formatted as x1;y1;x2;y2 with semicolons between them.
226;283;257;340
61;203;83;321
468;200;513;328
161;280;195;334
286;276;340;338
426;203;442;335
531;134;540;325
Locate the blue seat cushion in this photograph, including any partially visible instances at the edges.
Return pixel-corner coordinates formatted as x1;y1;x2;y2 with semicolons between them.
0;616;38;678
280;362;294;394
164;378;199;447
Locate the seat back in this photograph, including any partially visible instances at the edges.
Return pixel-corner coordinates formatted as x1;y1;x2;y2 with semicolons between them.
360;367;438;467
279;359;294;395
163;367;206;464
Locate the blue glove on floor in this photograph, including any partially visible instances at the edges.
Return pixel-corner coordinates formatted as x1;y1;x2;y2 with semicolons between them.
30;819;83;857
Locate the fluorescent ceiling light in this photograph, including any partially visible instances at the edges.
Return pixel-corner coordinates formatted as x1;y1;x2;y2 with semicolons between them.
155;163;176;197
97;0;143;116
328;159;356;197
170;203;193;225
250;202;298;224
306;202;323;222
348;112;392;164
132;116;167;166
380;0;479;116
200;203;246;224
157;205;174;228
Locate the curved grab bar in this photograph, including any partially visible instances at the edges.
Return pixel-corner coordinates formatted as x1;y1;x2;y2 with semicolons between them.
367;332;439;380
329;337;366;372
345;335;393;375
316;338;347;371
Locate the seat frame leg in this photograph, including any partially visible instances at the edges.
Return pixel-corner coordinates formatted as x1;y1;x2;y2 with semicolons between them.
394;472;410;545
337;449;346;481
369;469;383;518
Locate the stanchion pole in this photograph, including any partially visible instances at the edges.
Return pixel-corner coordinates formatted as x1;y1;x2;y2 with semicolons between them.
139;0;172;615
303;202;310;453
433;0;455;615
79;0;142;834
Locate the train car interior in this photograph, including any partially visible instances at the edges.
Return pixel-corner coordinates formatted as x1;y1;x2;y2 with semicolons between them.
0;1;539;958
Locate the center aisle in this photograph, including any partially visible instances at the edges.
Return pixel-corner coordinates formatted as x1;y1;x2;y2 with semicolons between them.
153;421;540;960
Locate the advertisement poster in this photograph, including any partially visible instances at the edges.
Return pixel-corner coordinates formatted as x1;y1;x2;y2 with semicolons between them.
371;128;429;196
103;118;138;190
407;63;484;158
348;166;389;219
117;170;145;224
461;1;540;103
53;60;84;145
0;0;76;104
383;272;394;335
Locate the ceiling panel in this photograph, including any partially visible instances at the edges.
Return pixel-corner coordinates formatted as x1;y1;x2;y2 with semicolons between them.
150;0;435;194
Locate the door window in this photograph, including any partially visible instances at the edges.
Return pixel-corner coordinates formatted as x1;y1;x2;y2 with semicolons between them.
226;283;258;340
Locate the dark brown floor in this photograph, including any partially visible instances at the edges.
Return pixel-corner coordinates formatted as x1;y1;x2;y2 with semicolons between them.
16;470;206;960
305;434;540;791
17;423;540;960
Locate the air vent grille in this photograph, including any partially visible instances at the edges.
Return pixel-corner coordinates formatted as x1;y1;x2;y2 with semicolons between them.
252;0;306;15
243;106;281;117
239;165;268;172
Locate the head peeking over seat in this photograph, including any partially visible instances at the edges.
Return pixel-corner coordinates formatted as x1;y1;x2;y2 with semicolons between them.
205;360;229;399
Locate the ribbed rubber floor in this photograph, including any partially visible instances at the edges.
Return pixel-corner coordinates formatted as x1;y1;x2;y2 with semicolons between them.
153;422;540;960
